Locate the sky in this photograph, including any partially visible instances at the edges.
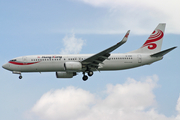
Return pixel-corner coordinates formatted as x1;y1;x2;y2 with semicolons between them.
0;0;179;120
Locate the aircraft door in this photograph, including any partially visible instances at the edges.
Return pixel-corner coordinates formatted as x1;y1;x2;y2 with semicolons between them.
138;55;142;63
22;57;27;65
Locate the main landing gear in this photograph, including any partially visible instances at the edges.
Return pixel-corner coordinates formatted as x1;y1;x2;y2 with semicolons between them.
82;74;88;81
82;71;93;81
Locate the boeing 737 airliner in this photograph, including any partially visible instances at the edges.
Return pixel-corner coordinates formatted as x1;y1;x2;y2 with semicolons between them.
2;23;177;81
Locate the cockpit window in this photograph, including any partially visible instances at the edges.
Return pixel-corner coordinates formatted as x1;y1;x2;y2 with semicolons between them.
9;59;17;62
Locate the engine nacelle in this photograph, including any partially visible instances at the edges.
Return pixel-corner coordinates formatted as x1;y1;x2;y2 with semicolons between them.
56;72;76;78
64;62;82;72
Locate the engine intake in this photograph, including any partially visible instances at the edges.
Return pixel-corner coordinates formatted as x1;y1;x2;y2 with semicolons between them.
56;72;76;78
64;62;82;72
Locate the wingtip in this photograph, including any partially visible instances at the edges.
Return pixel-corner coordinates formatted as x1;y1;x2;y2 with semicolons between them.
126;30;130;34
124;30;130;38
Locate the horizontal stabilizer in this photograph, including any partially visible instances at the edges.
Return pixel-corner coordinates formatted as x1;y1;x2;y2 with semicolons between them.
151;46;177;57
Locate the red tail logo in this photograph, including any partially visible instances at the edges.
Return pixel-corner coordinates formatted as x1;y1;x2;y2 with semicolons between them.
142;29;164;50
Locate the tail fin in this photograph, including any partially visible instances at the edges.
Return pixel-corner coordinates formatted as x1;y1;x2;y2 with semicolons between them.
130;23;166;54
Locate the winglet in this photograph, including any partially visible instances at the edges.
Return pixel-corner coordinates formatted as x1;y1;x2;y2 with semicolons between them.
125;30;130;38
121;30;130;44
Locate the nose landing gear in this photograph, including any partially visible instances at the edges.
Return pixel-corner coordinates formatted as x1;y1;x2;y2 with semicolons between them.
19;75;22;79
12;71;22;79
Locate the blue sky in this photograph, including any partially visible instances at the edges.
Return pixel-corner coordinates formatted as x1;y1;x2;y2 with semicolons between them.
0;0;179;120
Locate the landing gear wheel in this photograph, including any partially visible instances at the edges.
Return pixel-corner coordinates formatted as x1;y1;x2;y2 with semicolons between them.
19;76;22;79
82;75;88;81
88;71;93;77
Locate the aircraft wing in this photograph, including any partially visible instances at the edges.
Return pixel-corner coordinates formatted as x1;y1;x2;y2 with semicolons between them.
81;30;130;69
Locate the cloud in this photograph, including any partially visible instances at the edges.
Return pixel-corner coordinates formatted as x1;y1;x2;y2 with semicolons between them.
76;0;180;34
30;87;95;120
176;96;180;120
28;75;179;120
60;33;85;54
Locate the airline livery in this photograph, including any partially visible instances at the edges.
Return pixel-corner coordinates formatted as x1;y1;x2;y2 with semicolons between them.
2;23;177;81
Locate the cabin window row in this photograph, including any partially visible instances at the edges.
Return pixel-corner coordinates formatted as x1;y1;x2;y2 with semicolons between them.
110;57;132;60
30;57;131;61
31;59;62;61
31;58;86;61
68;58;77;60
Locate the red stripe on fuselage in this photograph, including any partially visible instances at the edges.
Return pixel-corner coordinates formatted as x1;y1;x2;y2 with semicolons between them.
9;61;40;65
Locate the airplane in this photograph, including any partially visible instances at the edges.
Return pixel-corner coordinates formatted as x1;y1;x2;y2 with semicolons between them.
2;23;177;81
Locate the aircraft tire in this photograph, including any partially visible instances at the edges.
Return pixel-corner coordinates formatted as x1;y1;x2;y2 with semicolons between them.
82;75;88;81
19;76;22;79
88;71;93;76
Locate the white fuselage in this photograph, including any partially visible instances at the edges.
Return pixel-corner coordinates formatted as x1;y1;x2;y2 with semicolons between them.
2;53;162;73
2;23;175;80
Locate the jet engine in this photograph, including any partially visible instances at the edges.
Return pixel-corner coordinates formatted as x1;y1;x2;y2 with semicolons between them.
56;72;77;78
64;62;82;72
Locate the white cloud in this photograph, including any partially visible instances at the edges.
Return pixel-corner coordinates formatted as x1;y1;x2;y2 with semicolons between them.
30;87;95;120
60;33;85;54
76;0;180;34
28;75;178;120
176;95;180;120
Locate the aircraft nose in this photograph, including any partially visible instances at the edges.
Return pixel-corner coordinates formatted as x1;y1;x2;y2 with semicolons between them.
2;63;8;69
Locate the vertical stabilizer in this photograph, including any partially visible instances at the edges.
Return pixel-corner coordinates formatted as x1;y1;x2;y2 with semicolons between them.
130;23;166;54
